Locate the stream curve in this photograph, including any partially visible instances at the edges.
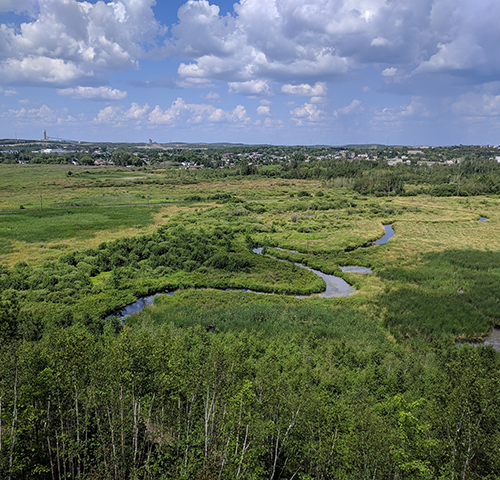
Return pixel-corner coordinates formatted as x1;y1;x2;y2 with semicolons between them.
110;225;391;319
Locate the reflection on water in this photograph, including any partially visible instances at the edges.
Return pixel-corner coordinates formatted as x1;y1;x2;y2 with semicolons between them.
293;263;356;298
484;328;500;350
457;328;500;351
254;248;356;299
479;217;489;222
340;266;373;274
275;247;299;253
113;292;174;318
375;225;395;244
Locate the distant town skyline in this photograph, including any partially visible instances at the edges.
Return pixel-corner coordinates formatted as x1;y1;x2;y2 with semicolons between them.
1;0;499;146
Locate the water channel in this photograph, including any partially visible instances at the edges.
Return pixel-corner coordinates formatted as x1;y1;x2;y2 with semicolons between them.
375;225;395;244
110;225;393;319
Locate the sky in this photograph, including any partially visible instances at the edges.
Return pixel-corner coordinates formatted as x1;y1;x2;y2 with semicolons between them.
0;0;499;146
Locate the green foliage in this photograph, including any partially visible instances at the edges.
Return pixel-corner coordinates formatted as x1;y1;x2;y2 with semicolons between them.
378;249;500;340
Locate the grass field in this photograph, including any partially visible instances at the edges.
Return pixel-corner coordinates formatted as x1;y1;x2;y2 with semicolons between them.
2;163;500;343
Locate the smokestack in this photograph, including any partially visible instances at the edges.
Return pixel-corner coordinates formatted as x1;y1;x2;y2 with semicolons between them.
43;130;47;140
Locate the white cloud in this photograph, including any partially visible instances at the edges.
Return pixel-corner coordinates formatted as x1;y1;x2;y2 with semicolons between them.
58;86;128;101
228;80;272;96
256;105;271;116
451;93;500;117
334;99;364;116
370;98;431;126
126;102;151;119
263;117;283;128
414;36;487;75
310;96;329;105
2;104;80;126
371;37;391;47
0;87;18;96
94;102;151;125
0;0;161;87
290;102;323;125
94;106;121;125
281;82;327;97
168;0;500;89
0;57;91;86
381;68;397;77
204;91;221;102
94;98;250;128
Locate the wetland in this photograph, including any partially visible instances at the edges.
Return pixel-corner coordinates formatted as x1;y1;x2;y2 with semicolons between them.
2;155;500;479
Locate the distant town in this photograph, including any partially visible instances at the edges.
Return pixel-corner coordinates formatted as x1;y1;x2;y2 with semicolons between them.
1;135;499;170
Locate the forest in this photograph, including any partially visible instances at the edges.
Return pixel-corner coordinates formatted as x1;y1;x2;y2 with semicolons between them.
1;148;500;479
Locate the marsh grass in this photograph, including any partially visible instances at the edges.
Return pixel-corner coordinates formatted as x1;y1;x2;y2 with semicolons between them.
129;289;391;349
378;249;500;340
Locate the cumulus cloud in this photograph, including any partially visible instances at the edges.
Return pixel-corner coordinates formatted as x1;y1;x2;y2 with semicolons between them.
2;104;81;126
0;0;162;87
256;105;271;116
94;102;151;125
281;82;327;97
381;68;397;77
264;117;283;128
451;93;500;117
204;91;221;102
149;98;249;125
167;0;500;88
94;98;250;127
370;98;431;127
414;36;487;75
0;87;18;96
58;86;128;101
334;99;364;116
290;102;323;125
228;80;272;96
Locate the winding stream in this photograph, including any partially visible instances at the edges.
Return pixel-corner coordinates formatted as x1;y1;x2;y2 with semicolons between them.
110;226;392;319
252;248;356;299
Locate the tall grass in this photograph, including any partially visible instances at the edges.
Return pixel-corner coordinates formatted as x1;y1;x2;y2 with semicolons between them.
378;249;500;340
129;289;390;350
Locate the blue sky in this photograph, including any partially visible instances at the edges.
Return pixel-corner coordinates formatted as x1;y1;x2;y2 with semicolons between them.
0;0;499;145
